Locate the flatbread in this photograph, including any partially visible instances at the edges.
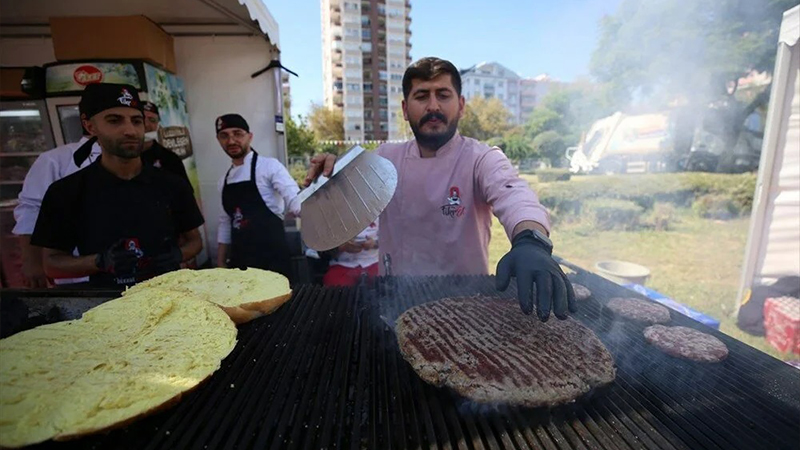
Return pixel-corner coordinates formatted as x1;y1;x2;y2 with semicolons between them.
644;325;728;363
606;297;671;324
396;297;616;407
0;293;237;448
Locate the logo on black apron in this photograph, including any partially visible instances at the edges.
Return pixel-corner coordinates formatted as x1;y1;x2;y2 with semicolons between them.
232;207;249;230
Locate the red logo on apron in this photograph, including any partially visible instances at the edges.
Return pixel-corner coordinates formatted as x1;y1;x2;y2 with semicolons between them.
441;186;465;218
73;65;104;86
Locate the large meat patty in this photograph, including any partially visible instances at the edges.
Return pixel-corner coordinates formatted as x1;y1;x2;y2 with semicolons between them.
606;297;671;324
644;325;729;363
395;297;616;407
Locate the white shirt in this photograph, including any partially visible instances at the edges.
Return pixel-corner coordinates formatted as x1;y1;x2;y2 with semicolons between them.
330;220;379;268
13;137;101;285
217;151;301;244
13;137;102;235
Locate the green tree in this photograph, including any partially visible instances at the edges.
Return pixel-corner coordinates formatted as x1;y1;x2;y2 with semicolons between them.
285;115;317;157
458;97;512;141
531;130;566;167
590;0;797;153
493;130;538;162
308;103;344;141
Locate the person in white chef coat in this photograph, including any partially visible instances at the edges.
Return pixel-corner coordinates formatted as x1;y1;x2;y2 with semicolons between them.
215;113;301;281
13;126;101;287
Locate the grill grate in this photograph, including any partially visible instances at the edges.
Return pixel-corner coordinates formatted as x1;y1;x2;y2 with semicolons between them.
28;269;800;450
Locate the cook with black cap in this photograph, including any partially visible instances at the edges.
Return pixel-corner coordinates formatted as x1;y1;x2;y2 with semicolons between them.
215;113;300;279
30;83;205;288
141;101;191;184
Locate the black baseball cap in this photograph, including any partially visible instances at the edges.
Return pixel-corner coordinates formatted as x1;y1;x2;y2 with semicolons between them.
79;83;143;121
143;101;160;116
215;114;249;134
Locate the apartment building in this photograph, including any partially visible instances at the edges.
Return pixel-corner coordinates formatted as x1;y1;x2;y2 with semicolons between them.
321;0;412;141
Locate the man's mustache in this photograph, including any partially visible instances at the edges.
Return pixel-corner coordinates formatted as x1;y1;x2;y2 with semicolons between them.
420;112;447;126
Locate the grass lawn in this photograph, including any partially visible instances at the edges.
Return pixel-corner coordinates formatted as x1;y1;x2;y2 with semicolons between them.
486;176;794;362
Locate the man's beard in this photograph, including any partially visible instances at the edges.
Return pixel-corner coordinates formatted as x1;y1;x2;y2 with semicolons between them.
409;112;458;151
225;144;249;159
100;135;144;159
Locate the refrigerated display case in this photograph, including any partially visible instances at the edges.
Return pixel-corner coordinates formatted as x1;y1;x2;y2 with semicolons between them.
0;100;55;287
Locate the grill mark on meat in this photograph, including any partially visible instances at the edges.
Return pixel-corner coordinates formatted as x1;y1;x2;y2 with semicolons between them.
429;302;514;384
450;299;568;388
446;301;552;388
396;297;617;407
468;302;565;387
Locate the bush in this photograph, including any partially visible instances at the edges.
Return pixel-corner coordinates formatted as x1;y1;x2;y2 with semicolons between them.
645;203;678;231
531;172;757;221
692;194;740;220
583;199;644;231
536;168;571;183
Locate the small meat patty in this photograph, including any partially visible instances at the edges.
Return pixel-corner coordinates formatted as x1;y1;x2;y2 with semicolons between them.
396;296;616;408
606;297;671;324
644;325;729;363
572;283;592;301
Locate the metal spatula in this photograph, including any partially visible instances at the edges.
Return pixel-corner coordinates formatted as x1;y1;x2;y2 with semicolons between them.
297;145;397;251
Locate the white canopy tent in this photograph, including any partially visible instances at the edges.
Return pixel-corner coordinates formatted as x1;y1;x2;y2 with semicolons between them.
0;0;287;263
737;6;800;305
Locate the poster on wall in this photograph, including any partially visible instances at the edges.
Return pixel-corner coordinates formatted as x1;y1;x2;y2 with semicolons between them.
143;63;209;266
46;62;141;94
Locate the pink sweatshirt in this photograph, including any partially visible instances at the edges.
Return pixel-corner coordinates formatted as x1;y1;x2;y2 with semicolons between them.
376;133;551;276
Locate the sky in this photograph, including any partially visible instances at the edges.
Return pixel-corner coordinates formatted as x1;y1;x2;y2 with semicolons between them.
266;0;623;119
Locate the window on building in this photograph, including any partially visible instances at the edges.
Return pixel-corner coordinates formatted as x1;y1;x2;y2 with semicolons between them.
379;71;388;80
363;82;373;91
361;15;370;25
362;29;371;40
474;79;480;85
344;2;359;10
499;81;504;87
380;122;388;131
390;73;402;81
346;83;361;91
378;4;386;15
355;124;361;130
361;42;372;52
379;97;388;106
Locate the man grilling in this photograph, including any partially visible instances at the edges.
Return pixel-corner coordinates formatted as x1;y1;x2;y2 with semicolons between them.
215;114;300;280
304;57;575;321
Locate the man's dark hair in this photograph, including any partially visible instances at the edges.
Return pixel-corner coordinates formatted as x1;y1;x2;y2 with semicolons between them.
402;57;462;99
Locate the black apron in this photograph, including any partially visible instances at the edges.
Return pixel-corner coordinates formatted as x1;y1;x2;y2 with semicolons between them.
222;151;292;279
75;163;181;287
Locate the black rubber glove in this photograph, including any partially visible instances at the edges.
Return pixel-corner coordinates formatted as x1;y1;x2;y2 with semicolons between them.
150;243;183;274
495;231;576;321
95;239;139;275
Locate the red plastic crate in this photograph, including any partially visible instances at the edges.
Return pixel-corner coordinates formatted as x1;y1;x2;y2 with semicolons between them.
764;296;800;354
